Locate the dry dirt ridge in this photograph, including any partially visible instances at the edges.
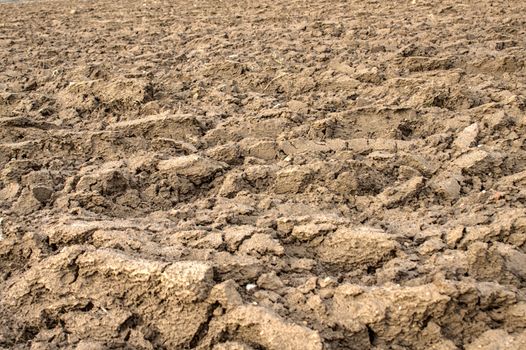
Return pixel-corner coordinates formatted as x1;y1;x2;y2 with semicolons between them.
0;0;525;349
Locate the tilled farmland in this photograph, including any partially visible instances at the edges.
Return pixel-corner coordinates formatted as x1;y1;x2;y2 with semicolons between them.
0;0;525;349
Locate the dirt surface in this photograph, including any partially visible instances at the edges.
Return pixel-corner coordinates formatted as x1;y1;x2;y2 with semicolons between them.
0;0;525;349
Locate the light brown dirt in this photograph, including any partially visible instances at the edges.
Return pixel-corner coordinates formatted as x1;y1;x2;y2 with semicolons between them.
0;0;525;349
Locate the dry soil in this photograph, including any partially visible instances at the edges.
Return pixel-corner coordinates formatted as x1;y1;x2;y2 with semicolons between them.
0;0;526;349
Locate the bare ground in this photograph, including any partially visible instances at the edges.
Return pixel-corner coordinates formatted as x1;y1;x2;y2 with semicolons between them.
0;0;526;349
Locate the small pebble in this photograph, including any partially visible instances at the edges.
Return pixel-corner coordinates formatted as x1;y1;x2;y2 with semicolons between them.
246;283;257;291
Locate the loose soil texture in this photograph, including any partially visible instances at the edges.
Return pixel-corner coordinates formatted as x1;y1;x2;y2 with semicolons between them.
0;0;526;349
